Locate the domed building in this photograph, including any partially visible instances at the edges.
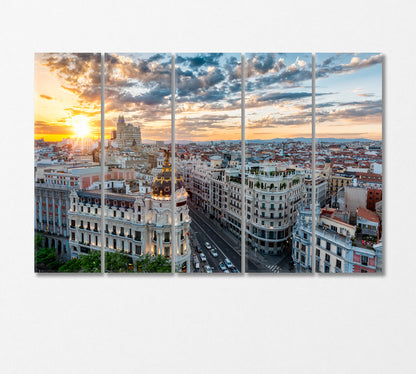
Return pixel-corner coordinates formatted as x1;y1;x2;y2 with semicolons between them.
67;151;191;272
149;151;191;272
152;153;185;199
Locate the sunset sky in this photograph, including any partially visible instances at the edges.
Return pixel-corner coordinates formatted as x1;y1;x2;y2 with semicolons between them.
316;53;383;140
245;53;312;140
34;52;382;142
34;53;101;142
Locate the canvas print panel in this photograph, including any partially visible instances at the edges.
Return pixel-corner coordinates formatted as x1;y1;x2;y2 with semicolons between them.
175;53;242;274
244;53;312;273
34;53;103;273
306;53;383;274
101;53;173;273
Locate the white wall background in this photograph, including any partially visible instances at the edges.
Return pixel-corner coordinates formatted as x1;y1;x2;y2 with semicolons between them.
0;1;415;373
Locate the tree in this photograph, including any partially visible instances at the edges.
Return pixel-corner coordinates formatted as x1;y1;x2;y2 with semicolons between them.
35;246;62;272
105;252;133;273
80;251;101;273
136;254;171;273
58;258;83;273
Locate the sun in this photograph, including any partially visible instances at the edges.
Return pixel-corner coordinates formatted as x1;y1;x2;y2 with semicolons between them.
71;115;90;138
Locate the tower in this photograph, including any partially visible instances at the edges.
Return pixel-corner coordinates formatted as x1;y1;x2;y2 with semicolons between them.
116;115;125;146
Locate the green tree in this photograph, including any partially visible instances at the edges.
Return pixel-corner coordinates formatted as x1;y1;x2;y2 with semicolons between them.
35;247;62;272
105;252;133;273
136;254;171;273
58;258;83;273
79;251;101;273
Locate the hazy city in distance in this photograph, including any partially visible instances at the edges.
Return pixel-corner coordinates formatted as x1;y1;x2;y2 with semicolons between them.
34;52;382;274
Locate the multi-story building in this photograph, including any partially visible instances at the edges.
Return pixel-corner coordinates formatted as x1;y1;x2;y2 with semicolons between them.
244;167;305;255
115;114;142;151
68;154;191;271
330;172;354;196
305;176;328;208
367;187;382;211
180;156;306;255
292;205;382;273
35;182;71;259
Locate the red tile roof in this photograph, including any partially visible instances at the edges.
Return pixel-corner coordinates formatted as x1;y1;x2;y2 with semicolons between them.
357;206;380;223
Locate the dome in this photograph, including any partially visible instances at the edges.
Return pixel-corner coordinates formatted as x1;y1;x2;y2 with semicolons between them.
152;151;185;198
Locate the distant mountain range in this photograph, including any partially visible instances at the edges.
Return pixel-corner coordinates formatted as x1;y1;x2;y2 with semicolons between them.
142;137;379;145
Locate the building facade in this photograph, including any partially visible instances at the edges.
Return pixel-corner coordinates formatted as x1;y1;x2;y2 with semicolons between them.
292;205;381;273
35;182;71;259
116;114;142;151
68;155;191;271
179;157;306;255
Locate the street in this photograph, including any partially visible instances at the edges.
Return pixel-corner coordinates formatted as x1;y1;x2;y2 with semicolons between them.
188;203;275;273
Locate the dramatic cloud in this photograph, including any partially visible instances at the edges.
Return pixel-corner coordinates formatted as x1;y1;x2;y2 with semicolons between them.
317;100;382;124
40;94;53;100
317;53;383;78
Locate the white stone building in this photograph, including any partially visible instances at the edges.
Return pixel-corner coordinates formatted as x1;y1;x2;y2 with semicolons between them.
68;155;191;271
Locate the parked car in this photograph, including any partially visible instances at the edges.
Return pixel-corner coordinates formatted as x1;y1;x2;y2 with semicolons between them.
230;266;239;273
200;253;207;262
204;265;212;274
224;269;230;273
205;242;212;250
211;248;218;257
224;258;233;269
196;246;202;253
219;262;227;271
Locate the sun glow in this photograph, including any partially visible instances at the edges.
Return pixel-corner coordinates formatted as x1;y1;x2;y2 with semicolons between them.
71;115;90;138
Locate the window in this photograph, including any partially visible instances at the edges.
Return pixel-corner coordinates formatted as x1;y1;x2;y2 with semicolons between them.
121;212;124;218
317;237;321;246
324;265;330;273
316;249;320;257
71;232;75;240
303;233;308;240
326;242;331;251
164;232;170;242
325;254;330;262
271;196;274;201
301;254;305;264
361;269;368;273
135;245;141;255
113;210;116;217
336;260;341;269
361;256;369;266
337;247;342;256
